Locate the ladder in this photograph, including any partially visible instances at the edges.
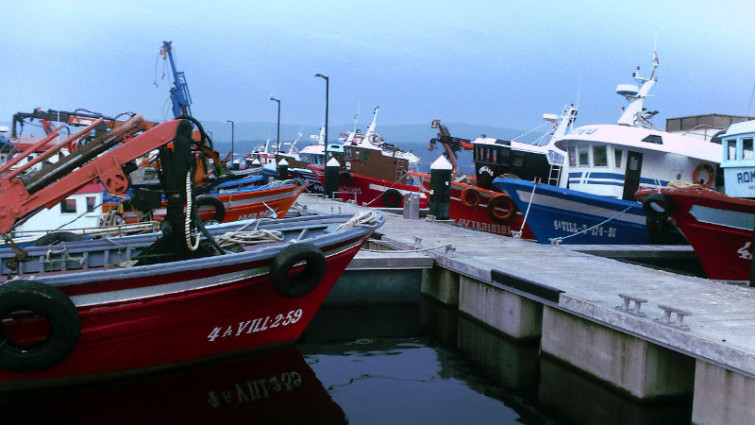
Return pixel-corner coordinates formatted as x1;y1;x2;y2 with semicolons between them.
548;164;562;186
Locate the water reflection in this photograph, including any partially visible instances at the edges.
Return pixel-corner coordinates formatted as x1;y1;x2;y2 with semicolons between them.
539;356;692;425
0;347;346;425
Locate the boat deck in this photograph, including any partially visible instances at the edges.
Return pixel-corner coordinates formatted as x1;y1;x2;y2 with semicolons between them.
294;193;755;378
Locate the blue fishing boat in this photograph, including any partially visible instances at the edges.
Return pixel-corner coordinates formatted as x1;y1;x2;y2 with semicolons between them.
494;177;652;245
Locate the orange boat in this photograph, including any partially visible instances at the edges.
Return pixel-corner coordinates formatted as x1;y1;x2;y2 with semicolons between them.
102;181;306;225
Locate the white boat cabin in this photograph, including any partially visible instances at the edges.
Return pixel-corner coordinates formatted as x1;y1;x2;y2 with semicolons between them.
555;124;721;199
721;119;755;198
551;57;721;200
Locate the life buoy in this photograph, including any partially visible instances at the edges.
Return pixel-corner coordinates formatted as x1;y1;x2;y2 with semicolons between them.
195;195;226;223
487;195;516;223
269;243;327;298
642;193;673;220
382;188;403;208
692;164;715;188
0;280;80;372
338;171;352;185
460;188;481;208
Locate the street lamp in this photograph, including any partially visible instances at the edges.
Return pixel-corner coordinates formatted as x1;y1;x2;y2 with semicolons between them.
270;95;281;159
226;120;234;162
314;73;329;161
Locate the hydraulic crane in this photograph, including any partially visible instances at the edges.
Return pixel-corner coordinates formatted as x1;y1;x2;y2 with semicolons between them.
0;115;219;265
428;119;474;174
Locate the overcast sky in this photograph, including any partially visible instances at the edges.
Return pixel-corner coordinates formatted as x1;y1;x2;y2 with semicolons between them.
3;0;755;136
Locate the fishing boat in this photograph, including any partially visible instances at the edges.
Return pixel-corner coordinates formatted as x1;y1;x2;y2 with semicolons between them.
102;180;306;225
494;54;722;244
398;106;577;238
636;119;755;280
0;114;385;390
309;107;424;209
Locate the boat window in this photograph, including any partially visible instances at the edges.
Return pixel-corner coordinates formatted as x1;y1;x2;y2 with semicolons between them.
86;196;96;212
744;138;754;160
593;145;608;167
642;134;663;144
577;145;589;166
568;146;576;167
725;139;736;161
614;148;623;169
363;150;370;161
60;198;77;213
492;149;498;163
354;150;360;160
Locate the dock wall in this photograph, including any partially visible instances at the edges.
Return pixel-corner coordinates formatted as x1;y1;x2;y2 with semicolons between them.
297;194;755;424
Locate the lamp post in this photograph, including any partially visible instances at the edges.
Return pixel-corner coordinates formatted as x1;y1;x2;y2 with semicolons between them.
314;74;329;160
270;95;281;160
226;120;234;162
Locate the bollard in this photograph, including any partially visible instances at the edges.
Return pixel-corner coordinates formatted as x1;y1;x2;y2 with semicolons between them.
403;192;420;219
324;157;340;198
277;158;289;180
429;156;452;220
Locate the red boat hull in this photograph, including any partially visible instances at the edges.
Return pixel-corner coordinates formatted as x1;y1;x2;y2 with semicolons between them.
0;224;371;389
310;166;429;209
637;187;755;280
407;171;534;239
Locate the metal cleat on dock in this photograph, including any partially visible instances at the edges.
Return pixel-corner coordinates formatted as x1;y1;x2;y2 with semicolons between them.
414;236;422;247
616;293;648;317
655;304;692;331
444;244;456;255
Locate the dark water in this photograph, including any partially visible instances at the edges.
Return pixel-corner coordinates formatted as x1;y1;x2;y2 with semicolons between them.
0;298;693;424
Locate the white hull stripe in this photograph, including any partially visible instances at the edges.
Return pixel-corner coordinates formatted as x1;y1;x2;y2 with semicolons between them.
367;183;427;199
689;205;755;231
69;239;363;307
515;189;646;225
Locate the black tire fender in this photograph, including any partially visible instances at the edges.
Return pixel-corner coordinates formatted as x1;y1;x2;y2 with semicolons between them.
643;193;673;221
195;195;226;223
487;195;517;223
338;171;352;185
270;243;327;298
382;188;403;208
0;280;80;372
33;231;84;246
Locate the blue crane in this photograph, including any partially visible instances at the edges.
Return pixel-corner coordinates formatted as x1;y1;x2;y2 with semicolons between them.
160;41;192;118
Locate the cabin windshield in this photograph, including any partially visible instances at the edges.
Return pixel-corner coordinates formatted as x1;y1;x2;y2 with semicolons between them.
744;138;753;160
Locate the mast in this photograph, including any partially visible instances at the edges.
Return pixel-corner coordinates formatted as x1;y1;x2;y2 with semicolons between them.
616;52;659;127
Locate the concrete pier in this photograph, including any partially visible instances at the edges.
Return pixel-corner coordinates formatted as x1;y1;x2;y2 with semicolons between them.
294;194;755;423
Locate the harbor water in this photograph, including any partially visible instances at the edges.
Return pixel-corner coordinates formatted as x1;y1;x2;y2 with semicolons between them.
0;296;693;424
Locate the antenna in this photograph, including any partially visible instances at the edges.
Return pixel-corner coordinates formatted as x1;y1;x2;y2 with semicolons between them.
749;79;755;116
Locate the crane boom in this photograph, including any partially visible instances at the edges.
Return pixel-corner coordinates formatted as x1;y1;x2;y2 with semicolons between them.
161;41;193;118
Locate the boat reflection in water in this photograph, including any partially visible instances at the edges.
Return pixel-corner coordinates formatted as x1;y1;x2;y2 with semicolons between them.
0;347;346;425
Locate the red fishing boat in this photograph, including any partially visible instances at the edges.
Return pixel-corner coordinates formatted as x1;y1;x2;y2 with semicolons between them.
310;164;428;209
636;118;755;280
0;115;384;390
637;186;751;280
408;170;535;238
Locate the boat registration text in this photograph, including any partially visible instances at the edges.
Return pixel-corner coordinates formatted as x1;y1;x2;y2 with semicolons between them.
207;309;304;342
